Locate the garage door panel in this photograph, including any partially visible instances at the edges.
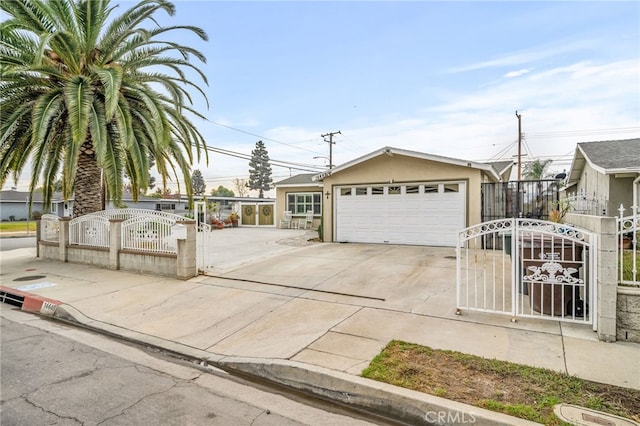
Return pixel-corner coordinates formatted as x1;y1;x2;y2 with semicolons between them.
336;182;465;247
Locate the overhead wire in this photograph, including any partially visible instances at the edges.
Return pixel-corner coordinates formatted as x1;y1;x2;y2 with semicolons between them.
211;121;325;155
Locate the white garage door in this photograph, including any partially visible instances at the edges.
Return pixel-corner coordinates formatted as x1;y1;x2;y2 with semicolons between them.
335;182;465;247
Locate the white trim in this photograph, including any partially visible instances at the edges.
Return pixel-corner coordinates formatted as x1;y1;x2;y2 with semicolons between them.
313;146;502;182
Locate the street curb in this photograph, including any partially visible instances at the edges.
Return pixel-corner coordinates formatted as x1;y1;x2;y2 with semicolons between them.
42;303;541;426
0;285;61;314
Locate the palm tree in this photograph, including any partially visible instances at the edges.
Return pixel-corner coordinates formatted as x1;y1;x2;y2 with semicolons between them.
0;0;209;217
523;159;552;180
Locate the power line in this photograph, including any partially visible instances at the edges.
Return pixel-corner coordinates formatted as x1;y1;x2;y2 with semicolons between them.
211;121;325;155
202;144;326;173
526;127;640;139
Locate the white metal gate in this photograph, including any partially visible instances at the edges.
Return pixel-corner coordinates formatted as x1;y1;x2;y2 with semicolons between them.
456;219;596;328
195;201;214;272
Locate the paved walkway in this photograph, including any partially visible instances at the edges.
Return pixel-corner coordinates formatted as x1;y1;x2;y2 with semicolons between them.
1;228;638;424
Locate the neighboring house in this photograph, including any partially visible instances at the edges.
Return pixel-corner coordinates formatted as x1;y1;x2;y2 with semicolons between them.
0;189;193;220
0;190;71;220
109;192;189;214
564;138;640;216
275;147;507;247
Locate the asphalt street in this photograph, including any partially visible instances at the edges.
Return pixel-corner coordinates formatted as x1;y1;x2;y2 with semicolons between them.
1;308;382;426
0;236;36;251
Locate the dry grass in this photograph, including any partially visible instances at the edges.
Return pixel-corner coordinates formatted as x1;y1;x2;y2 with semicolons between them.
362;340;640;425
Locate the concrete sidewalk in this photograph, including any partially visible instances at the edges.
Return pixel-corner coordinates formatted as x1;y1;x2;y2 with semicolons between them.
1;229;638;424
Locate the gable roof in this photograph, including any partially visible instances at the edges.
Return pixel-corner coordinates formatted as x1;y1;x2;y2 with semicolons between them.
487;161;514;177
567;138;640;186
313;146;502;181
274;173;321;187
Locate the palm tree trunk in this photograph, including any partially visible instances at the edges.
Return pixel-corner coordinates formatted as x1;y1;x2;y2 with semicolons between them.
72;140;103;217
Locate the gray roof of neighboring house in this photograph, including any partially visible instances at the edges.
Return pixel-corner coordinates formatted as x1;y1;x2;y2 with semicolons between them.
0;190;57;202
274;173;320;186
566;138;640;187
577;138;640;170
487;161;514;176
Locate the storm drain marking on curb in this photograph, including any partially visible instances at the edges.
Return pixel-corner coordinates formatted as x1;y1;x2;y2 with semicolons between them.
16;282;57;291
40;301;58;315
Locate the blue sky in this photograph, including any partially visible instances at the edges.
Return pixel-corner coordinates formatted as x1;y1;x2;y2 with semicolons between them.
169;0;640;193
5;1;640;194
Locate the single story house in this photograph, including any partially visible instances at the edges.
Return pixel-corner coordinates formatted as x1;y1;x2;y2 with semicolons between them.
275;147;509;247
0;190;71;220
0;190;191;220
564;138;640;216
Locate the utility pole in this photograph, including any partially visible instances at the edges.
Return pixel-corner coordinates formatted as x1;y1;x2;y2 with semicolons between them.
321;130;341;169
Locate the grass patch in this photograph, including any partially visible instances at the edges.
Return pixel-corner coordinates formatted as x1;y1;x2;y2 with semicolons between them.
361;340;640;425
0;221;36;233
621;249;640;283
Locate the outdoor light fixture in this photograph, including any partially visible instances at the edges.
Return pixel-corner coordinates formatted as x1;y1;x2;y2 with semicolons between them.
325;191;331;199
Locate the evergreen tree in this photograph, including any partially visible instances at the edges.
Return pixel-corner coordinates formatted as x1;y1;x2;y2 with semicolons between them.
192;170;206;196
248;141;273;198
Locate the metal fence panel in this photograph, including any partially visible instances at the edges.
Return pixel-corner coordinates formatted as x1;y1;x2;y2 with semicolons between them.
121;216;178;254
481;180;560;222
69;215;109;247
618;205;639;286
457;218;595;326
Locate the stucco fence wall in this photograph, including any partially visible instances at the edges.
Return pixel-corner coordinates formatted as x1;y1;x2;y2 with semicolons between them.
565;213;640;342
36;217;197;280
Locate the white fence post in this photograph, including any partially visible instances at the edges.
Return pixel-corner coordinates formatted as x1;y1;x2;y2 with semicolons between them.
109;219;123;270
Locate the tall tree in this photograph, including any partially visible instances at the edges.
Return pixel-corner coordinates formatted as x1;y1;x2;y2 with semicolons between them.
247;140;272;198
191;169;206;196
523;159;553;180
0;0;209;217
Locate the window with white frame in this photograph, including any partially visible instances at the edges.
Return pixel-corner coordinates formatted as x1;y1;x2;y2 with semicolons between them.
156;203;176;211
287;192;321;215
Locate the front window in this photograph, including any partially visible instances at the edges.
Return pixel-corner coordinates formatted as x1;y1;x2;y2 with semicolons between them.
156;203;176;211
287;192;321;215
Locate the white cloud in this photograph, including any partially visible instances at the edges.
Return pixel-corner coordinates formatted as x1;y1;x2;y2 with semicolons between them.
447;39;595;73
504;68;533;78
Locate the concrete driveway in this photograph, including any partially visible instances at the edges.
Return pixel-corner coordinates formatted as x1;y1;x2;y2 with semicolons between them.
202;227;459;314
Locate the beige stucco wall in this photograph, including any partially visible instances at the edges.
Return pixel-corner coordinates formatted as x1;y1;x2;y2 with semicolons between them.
275;184;323;229
318;154;491;243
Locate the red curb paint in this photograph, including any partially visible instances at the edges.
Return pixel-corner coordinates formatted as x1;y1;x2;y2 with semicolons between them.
0;285;62;314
